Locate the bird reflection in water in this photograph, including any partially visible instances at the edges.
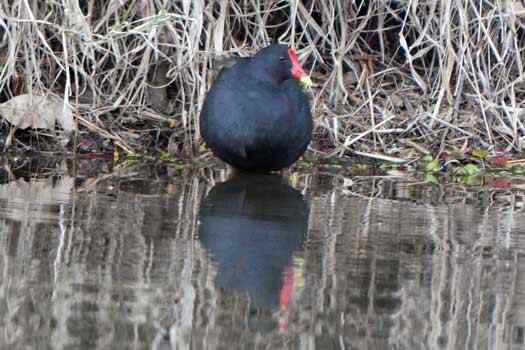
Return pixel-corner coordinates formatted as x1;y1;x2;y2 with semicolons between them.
198;173;309;332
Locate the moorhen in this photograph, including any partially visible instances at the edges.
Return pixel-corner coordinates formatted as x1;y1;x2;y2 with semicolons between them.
198;174;308;320
200;44;313;172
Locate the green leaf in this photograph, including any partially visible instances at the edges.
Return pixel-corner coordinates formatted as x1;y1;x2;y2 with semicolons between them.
462;163;480;176
472;148;489;159
425;159;441;173
353;163;370;171
512;166;525;174
456;175;480;186
160;152;173;161
423;154;434;162
424;173;438;184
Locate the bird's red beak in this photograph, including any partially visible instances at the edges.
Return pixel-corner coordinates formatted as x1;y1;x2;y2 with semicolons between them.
288;48;312;88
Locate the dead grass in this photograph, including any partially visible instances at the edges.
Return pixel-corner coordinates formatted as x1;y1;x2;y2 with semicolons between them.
0;0;524;158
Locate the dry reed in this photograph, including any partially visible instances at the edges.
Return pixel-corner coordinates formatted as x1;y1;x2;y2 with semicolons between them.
0;0;524;157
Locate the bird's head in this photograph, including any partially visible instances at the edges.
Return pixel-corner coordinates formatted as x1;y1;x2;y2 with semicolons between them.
254;44;313;88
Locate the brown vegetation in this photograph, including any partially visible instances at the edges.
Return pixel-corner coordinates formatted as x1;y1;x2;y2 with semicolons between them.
0;1;524;158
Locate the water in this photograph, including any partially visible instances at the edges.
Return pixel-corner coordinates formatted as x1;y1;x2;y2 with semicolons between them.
0;160;524;349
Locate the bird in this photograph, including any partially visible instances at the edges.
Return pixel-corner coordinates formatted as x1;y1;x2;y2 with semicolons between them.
198;173;308;315
199;44;313;172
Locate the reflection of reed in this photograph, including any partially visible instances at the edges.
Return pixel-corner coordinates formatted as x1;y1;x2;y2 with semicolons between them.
0;175;524;348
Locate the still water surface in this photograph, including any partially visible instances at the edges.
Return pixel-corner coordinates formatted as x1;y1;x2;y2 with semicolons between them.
0;160;524;349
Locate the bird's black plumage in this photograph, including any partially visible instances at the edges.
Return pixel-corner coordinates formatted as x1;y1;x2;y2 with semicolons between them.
200;44;313;172
198;174;308;313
